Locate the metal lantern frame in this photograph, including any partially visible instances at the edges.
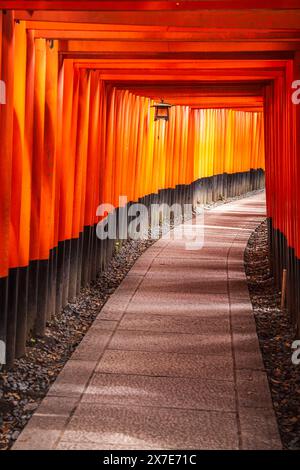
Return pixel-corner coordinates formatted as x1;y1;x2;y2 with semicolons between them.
151;99;173;121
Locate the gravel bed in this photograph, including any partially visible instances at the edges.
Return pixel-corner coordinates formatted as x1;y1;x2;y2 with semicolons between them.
245;220;300;450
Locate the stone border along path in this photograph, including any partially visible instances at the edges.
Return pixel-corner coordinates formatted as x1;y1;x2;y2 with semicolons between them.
13;192;281;450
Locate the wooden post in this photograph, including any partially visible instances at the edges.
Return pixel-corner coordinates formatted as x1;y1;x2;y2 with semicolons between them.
281;268;287;310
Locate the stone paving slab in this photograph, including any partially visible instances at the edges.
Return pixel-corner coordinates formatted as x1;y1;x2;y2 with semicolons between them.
130;291;231;306
239;407;282;450
124;300;231;317
13;192;282;450
96;349;234;380
58;403;240;450
137;278;229;294
118;312;231;334
81;373;236;411
108;330;232;354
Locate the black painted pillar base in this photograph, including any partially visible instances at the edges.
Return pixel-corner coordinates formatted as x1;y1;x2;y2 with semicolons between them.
35;259;49;337
15;266;29;358
6;268;19;368
0;276;8;367
55;241;65;315
69;238;79;302
27;260;39;337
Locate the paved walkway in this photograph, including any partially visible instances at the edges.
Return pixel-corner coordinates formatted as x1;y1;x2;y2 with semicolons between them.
14;192;281;450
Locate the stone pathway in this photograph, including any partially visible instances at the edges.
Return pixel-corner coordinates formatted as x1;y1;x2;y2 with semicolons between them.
13;192;281;450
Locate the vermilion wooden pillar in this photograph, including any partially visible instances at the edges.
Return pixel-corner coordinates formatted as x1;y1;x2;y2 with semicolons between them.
54;57;64;314
0;11;15;367
44;39;58;320
12;20;28;359
68;66;80;301
25;29;38;336
0;11;14;280
76;69;91;287
32;37;47;337
59;59;75;305
85;72;100;281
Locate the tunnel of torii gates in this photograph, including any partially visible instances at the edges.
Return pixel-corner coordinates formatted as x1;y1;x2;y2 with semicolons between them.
0;1;300;367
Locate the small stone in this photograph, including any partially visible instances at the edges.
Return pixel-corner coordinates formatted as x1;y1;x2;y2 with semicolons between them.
11;431;20;441
23;402;38;412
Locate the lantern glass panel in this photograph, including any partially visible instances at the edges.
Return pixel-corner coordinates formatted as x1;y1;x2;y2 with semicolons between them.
155;105;170;121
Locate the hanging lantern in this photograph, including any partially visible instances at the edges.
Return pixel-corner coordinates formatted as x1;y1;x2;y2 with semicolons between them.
151;99;172;122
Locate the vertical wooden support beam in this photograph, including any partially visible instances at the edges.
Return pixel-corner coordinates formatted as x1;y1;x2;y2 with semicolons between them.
76;69;91;287
0;11;15;367
25;30;38;336
281;268;287;310
59;59;74;305
54;57;64;314
32;38;47;337
86;72;100;281
44;39;58;320
69;66;80;301
12;20;28;358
